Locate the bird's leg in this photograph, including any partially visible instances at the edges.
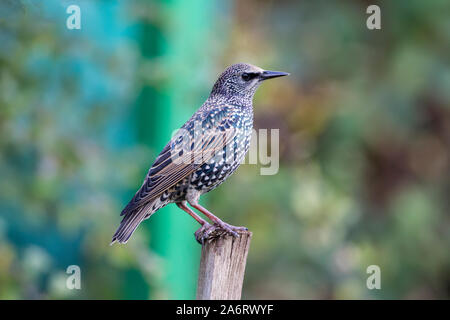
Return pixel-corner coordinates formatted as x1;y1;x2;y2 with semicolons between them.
176;201;215;244
176;201;207;226
188;200;248;239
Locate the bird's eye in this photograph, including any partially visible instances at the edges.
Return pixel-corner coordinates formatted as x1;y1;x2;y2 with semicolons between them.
242;73;252;81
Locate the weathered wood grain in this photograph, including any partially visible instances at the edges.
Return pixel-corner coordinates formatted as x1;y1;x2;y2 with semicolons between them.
196;230;252;300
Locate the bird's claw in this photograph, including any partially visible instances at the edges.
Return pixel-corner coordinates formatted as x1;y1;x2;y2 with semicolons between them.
195;222;248;245
195;223;215;244
217;222;248;238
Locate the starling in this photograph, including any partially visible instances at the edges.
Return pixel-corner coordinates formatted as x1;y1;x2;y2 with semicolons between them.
111;63;289;244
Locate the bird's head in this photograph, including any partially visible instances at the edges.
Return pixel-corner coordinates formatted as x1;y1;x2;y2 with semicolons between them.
210;63;289;102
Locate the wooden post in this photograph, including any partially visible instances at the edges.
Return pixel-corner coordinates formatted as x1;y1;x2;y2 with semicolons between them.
196;230;252;300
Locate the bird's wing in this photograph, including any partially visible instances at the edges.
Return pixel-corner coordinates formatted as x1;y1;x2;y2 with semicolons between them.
120;112;238;216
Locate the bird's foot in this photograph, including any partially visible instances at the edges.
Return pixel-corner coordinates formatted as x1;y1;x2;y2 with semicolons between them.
216;221;248;238
195;221;248;245
195;223;216;244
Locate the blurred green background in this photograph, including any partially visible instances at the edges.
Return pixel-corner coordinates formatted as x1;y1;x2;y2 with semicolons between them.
1;0;450;299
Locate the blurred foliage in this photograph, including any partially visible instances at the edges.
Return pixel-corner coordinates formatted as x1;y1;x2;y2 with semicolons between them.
1;0;450;299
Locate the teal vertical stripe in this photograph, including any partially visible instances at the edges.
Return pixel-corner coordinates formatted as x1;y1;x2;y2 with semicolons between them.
138;0;216;299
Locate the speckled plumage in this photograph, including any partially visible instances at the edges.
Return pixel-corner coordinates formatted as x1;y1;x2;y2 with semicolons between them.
112;63;288;244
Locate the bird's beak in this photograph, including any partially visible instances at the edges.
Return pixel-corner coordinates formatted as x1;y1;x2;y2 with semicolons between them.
260;70;290;80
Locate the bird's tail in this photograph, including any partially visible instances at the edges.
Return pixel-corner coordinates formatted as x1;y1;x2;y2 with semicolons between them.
110;205;153;245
